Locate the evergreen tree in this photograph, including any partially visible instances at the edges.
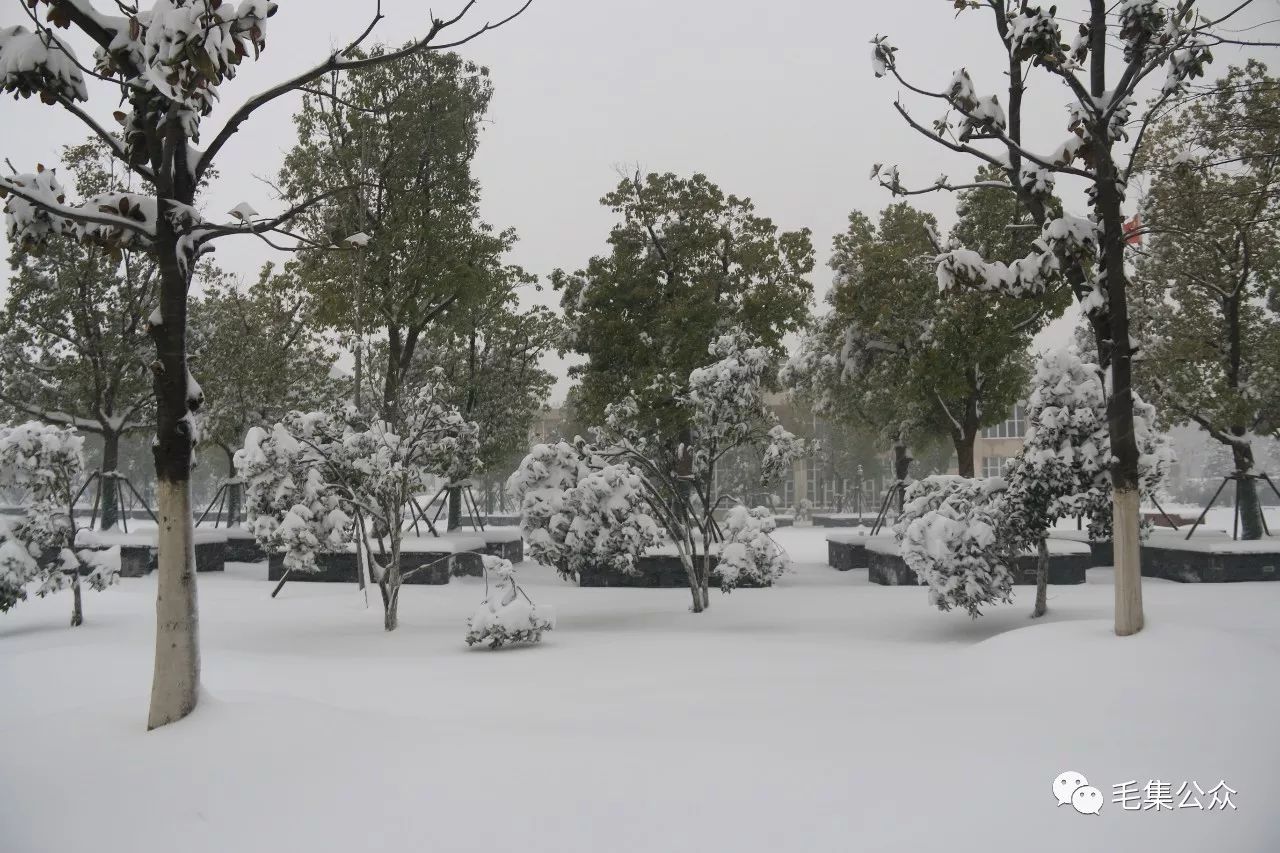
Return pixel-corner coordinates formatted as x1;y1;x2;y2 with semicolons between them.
553;171;813;452
1132;62;1280;539
280;48;511;423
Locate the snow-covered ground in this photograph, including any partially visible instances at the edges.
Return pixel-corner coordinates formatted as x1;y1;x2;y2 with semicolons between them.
2;526;1278;853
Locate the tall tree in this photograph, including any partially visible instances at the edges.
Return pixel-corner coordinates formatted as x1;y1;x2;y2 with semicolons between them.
280;47;506;424
0;0;530;728
802;197;1041;478
553;171;814;450
1;142;155;530
188;262;337;523
1132;62;1280;539
871;0;1252;635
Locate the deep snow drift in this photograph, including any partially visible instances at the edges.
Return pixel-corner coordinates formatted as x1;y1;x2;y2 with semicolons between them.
1;526;1277;853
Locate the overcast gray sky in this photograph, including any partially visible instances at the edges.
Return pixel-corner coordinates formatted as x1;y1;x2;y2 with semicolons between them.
1;0;1277;403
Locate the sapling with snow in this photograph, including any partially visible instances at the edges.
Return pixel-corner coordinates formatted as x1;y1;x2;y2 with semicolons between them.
0;422;118;625
464;556;554;649
239;376;479;630
510;329;799;612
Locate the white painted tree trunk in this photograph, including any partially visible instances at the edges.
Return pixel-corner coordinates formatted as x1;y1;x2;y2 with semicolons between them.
1113;487;1143;636
147;480;201;729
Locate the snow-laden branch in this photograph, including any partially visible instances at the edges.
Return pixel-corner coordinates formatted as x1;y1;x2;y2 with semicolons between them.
0;168;158;248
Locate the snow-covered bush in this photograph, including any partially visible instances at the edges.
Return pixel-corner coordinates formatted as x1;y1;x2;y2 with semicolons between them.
0;422;118;624
464;556;555;649
894;475;1014;617
237;419;353;574
716;505;788;592
1001;345;1174;546
507;441;661;581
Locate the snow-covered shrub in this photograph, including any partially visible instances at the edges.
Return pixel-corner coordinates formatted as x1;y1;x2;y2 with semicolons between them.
716;505;788;592
465;556;555;649
507;441;661;581
1000;345;1174;546
894;475;1014;617
0;421;117;623
237;419;353;574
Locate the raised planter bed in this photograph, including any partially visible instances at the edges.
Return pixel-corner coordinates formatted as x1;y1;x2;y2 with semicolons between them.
222;528;269;563
866;539;1089;586
812;513;876;528
1048;530;1112;566
267;550;452;585
80;529;226;576
262;530;524;584
577;549;769;589
1140;530;1280;583
826;532;896;571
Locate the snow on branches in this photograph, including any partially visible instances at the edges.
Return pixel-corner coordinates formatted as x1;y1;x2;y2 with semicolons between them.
936;214;1102;309
0;421;118;621
684;328;801;482
0;24;88;103
894;475;1014;618
464;556;554;649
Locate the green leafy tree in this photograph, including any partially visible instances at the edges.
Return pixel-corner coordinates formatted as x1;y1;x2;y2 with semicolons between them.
553;171;814;453
1133;62;1280;539
1;142;155;530
803;198;1042;478
280;48;508;422
188;262;338;523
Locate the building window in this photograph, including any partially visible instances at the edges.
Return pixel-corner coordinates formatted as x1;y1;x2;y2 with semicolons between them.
982;456;1012;478
982;404;1026;439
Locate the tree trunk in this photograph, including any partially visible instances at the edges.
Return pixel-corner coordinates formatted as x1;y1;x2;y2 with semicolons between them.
1032;536;1048;618
382;529;402;631
1231;435;1264;541
222;444;242;528
700;541;712;611
892;438;912;514
447;485;462;531
147;480;200;729
1086;0;1142;638
69;563;83;627
680;550;704;613
953;431;975;478
100;429;121;531
146;199;201;730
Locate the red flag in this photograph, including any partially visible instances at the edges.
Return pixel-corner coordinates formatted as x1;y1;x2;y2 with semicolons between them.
1123;214;1142;246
